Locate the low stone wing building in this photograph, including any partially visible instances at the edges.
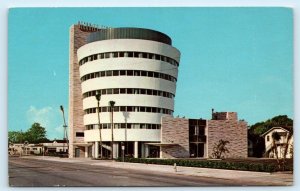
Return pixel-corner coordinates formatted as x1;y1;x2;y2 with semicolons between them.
160;111;248;158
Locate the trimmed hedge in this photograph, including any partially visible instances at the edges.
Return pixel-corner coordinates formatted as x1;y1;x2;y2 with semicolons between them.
115;158;286;172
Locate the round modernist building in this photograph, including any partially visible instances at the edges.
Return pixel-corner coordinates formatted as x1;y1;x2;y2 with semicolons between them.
76;27;180;158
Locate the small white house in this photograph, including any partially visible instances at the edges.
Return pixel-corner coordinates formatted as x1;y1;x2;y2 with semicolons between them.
8;144;24;155
262;127;293;159
27;144;43;155
8;143;43;155
42;140;68;153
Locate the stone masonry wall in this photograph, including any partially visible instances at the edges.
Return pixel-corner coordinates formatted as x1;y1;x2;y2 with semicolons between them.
212;112;237;121
69;25;93;157
207;119;247;158
161;116;189;158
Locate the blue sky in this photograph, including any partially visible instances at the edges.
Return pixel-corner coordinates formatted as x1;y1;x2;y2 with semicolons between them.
8;7;293;139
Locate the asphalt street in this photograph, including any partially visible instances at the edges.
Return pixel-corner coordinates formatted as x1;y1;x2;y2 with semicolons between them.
9;157;242;187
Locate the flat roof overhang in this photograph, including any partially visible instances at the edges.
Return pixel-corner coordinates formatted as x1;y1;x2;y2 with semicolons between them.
72;143;93;147
145;143;179;146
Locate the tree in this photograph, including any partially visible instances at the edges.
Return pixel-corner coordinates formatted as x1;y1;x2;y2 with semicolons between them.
211;139;230;159
8;123;49;144
248;115;293;157
289;143;293;158
282;127;293;170
269;129;294;171
95;91;103;159
109;101;116;159
25;123;48;144
8;131;25;143
249;115;292;136
247;131;265;157
271;131;281;168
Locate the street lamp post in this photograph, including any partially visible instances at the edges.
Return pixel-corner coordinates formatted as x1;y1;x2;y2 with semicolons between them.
121;142;125;162
24;141;28;155
60;105;69;157
109;101;115;159
95;91;102;159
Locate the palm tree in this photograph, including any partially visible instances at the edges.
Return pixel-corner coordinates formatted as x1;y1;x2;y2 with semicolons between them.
271;131;281;169
212;139;230;159
282;127;293;170
109;101;115;159
95;91;102;159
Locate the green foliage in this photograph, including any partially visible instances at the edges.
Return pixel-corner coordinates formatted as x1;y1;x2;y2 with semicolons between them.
248;115;293;157
115;158;286;172
271;131;281;141
249;115;293;136
8;131;25;143
8;123;48;144
26;123;48;143
253;126;268;135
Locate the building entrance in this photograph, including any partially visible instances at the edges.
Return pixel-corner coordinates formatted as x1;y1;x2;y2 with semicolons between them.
75;148;80;157
189;143;204;158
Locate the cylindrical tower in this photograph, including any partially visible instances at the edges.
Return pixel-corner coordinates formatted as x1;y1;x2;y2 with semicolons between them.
77;27;180;158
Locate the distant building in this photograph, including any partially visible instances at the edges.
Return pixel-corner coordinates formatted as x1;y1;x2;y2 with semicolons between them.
9;140;68;156
261;127;293;159
42;140;68;154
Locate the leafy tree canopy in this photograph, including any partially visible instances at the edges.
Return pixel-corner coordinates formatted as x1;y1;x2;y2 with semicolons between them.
249;115;293;136
248;115;293;158
26;123;48;143
8;122;49;144
8;131;24;144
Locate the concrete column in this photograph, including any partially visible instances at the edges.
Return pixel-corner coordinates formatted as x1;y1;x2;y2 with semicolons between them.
113;143;119;159
92;144;95;158
160;149;162;159
141;143;145;158
95;141;99;158
69;144;74;158
85;146;88;158
134;141;138;158
204;143;207;158
144;144;149;158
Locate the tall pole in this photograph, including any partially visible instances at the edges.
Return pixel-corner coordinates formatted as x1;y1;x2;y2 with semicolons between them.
109;101;115;159
123;112;128;155
60;105;69;156
95;91;102;159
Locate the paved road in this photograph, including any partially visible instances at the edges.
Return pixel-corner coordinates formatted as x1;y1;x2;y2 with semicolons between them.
9;157;242;187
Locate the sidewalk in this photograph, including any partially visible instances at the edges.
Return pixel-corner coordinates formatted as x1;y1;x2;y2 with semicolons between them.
22;156;293;186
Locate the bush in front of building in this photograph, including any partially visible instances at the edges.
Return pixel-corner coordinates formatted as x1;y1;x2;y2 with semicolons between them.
115;158;290;172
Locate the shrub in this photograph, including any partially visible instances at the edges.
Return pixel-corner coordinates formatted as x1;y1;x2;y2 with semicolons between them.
115;158;285;172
